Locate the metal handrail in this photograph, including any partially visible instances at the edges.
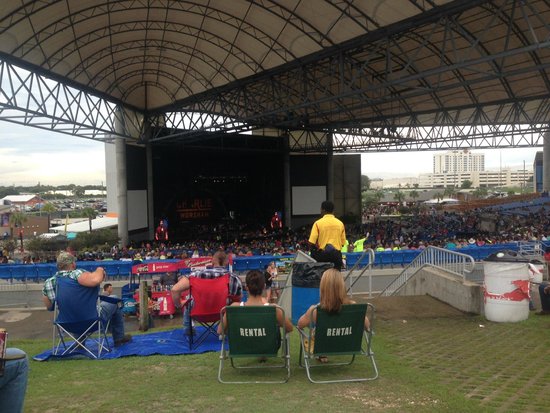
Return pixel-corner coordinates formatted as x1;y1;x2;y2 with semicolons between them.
344;248;375;297
379;246;475;297
518;240;545;258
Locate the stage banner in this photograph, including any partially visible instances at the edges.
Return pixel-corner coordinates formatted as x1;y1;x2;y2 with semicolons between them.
131;257;214;274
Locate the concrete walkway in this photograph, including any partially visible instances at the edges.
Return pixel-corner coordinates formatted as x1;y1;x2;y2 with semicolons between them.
2;294;464;341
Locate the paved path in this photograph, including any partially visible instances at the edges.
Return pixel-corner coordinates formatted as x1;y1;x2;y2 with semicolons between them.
2;294;464;341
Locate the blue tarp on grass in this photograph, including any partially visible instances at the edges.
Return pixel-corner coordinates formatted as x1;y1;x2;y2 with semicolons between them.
33;327;223;361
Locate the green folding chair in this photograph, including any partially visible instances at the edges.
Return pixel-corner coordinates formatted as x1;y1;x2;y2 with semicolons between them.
297;303;378;383
218;305;291;384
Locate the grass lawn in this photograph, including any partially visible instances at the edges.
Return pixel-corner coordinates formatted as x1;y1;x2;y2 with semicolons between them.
17;312;546;413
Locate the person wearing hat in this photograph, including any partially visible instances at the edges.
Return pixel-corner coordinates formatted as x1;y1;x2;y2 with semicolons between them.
42;252;132;347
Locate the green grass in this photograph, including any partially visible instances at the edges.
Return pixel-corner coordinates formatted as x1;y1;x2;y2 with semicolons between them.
12;317;506;413
12;312;550;412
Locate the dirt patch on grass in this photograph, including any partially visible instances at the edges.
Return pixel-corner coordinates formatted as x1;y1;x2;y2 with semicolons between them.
356;295;468;320
340;388;441;410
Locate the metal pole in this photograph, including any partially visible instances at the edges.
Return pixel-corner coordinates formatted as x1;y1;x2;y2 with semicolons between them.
543;130;550;192
327;132;334;202
283;133;291;229
144;121;155;240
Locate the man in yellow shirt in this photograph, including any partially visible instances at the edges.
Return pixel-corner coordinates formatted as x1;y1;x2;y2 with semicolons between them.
308;201;346;270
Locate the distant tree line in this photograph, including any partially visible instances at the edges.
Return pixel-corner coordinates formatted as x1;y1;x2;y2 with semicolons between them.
0;184;106;199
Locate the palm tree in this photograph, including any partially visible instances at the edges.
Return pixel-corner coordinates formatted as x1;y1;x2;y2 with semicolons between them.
434;192;443;202
9;211;28;251
82;207;97;233
443;186;456;199
42;203;56;231
393;190;405;205
409;190;419;203
473;187;488;199
373;190;384;204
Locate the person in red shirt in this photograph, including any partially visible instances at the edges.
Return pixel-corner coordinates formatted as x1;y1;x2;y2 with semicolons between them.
155;220;168;242
270;212;282;231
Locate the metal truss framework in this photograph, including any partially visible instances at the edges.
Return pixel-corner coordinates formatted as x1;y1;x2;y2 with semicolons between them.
0;59;143;141
148;0;550;151
0;0;548;153
289;123;545;154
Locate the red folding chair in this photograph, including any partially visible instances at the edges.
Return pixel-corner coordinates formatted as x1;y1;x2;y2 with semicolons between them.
183;274;230;349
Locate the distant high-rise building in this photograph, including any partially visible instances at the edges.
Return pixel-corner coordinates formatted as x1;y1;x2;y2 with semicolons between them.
433;150;484;174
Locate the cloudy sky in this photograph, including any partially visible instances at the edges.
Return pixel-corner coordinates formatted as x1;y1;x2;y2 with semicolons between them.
0;120;541;185
0;121;106;186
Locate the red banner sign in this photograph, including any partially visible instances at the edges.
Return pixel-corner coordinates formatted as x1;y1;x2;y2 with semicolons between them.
132;261;183;275
131;257;214;274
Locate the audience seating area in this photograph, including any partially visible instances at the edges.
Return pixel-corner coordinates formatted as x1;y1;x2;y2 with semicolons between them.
0;243;525;282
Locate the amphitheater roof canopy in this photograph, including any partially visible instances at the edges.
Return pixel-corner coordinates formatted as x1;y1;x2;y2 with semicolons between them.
0;0;549;151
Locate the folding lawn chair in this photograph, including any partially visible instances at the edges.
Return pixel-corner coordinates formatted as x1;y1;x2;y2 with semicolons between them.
218;304;291;384
52;276;112;359
297;303;378;383
183;274;230;349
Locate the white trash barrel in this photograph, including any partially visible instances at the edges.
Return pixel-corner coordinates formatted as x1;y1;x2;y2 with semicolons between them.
484;251;530;322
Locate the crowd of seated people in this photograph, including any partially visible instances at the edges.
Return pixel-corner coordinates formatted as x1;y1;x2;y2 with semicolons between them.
2;200;550;265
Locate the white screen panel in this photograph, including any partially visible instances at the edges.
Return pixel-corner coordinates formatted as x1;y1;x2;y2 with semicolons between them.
128;190;148;231
292;186;326;215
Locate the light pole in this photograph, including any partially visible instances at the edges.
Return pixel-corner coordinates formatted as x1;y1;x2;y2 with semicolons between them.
521;159;527;194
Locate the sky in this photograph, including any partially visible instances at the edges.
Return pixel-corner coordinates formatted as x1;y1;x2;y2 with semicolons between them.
0;120;542;185
0;121;106;186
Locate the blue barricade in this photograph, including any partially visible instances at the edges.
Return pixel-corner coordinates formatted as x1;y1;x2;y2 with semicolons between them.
0;265;12;281
232;255;294;272
0;243;527;282
10;265;34;282
35;264;54;280
380;251;394;268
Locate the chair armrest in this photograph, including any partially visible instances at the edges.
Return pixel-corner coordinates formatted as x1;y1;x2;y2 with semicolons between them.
228;294;241;303
100;295;122;304
100;295;123;308
296;326;309;339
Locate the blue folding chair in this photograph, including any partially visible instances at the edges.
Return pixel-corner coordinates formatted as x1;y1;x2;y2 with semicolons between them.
52;276;111;359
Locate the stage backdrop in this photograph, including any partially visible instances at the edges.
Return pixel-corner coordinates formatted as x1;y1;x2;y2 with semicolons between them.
152;139;284;241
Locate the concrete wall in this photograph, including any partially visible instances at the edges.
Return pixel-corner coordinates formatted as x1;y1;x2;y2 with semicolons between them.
396;266;484;314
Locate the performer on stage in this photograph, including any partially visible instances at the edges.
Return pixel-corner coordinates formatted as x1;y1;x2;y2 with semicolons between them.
270;211;282;231
155;219;169;242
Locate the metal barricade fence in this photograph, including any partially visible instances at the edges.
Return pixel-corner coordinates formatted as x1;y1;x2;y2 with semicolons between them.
379;246;476;297
344;249;375;297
